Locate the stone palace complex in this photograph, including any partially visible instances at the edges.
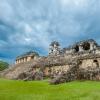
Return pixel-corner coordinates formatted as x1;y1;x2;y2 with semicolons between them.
1;39;100;84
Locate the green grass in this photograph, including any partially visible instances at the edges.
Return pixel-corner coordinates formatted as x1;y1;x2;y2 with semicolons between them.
0;79;100;100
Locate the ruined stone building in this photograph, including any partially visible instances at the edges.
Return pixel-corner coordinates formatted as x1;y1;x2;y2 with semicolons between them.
1;39;100;84
15;51;39;64
49;41;61;55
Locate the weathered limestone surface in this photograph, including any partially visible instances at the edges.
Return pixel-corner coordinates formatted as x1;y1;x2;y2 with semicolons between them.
1;39;100;84
50;58;100;84
1;54;100;82
0;56;68;80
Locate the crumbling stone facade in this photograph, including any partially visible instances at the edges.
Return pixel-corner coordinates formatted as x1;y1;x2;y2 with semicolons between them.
15;51;39;64
1;39;100;84
49;41;61;56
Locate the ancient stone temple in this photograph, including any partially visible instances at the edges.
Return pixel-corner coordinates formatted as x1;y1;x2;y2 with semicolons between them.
62;39;98;55
15;51;39;64
1;39;100;84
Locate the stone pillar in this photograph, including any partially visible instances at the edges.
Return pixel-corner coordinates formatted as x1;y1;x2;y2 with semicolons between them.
27;56;31;61
24;57;27;62
90;42;96;50
79;43;84;52
21;58;24;63
19;59;21;63
18;59;20;63
90;42;93;50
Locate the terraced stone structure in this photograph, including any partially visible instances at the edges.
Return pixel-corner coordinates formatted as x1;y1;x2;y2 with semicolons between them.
1;39;100;84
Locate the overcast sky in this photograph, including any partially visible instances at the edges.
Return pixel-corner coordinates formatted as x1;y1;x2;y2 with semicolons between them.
0;0;100;63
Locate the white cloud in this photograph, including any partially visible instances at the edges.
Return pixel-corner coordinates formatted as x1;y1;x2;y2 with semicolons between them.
60;0;88;7
0;0;100;44
0;0;100;62
24;24;32;33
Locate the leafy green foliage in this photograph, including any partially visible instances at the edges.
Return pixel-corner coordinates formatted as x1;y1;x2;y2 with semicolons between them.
0;61;9;71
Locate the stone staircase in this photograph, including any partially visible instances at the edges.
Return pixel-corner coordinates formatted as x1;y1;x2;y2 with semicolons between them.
1;60;37;79
0;56;75;80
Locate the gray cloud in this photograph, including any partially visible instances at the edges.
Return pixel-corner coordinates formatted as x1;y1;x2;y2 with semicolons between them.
0;0;100;63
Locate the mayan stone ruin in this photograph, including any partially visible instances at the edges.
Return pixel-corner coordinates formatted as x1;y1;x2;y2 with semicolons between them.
1;39;100;84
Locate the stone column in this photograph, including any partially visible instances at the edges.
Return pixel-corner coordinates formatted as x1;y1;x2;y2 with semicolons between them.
24;57;27;62
90;42;96;50
21;58;24;63
18;59;20;63
27;56;31;61
79;43;84;52
19;59;21;63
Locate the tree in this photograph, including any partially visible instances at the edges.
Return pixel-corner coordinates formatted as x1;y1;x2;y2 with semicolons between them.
0;61;9;71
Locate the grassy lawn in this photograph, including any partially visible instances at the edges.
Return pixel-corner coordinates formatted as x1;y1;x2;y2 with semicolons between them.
0;79;100;100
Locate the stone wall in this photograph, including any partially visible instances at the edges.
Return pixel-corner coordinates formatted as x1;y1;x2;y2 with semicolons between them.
44;65;70;77
77;55;100;69
44;57;100;79
2;39;100;83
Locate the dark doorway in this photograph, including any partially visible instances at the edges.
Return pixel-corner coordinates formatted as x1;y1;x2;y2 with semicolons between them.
93;59;99;67
93;60;98;63
31;56;34;59
74;45;79;52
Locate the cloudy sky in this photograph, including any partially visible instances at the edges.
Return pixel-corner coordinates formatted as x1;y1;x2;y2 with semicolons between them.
0;0;100;63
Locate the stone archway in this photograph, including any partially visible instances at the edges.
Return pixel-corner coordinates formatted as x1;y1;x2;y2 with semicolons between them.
82;42;90;50
93;59;99;68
